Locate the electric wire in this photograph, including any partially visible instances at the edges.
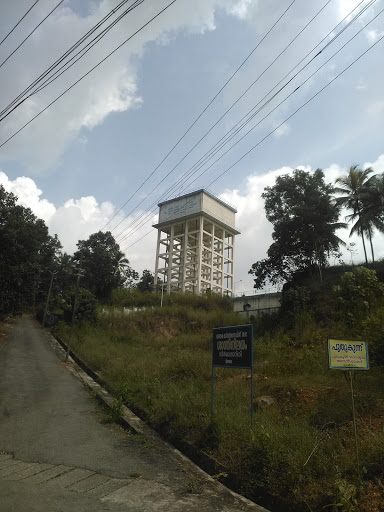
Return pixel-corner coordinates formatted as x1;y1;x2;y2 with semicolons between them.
117;6;384;249
176;0;375;195
32;0;144;95
168;3;384;203
205;34;384;190
100;0;297;231
122;30;384;250
110;0;332;237
0;0;66;70
0;0;40;47
0;1;176;149
116;0;377;241
113;0;375;244
0;0;137;120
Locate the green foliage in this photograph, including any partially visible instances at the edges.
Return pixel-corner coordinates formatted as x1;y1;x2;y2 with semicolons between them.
280;286;311;326
62;287;98;323
74;231;138;301
249;169;346;289
136;269;154;292
361;308;384;365
332;476;358;511
53;293;384;512
333;267;384;327
0;185;62;317
335;165;384;264
111;287;232;312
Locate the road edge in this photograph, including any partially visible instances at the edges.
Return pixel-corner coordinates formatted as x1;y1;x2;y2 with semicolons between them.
46;329;270;512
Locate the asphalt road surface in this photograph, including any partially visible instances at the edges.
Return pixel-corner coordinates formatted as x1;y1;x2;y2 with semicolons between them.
0;315;265;512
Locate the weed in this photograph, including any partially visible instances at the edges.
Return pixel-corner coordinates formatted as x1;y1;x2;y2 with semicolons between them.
52;287;384;512
186;477;200;494
322;476;358;511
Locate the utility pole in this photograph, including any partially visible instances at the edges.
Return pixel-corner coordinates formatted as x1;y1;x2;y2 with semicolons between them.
42;270;57;328
65;263;83;363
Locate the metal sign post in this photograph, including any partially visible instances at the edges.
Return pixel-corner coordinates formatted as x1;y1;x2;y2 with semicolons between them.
212;324;254;429
328;339;369;480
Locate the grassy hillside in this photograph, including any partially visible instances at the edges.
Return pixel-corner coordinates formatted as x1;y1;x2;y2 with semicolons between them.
54;270;384;512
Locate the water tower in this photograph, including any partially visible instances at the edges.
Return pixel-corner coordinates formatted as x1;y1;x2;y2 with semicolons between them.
153;189;240;296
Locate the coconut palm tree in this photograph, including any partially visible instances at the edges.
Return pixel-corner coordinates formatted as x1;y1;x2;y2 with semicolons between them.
334;165;376;265
353;173;384;262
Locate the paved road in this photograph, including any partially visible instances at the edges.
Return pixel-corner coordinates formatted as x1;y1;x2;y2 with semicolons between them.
0;316;265;511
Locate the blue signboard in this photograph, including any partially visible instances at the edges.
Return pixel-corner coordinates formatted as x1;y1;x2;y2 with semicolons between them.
211;324;254;428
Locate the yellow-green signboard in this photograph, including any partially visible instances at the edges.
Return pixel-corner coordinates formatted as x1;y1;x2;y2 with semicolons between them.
328;339;369;370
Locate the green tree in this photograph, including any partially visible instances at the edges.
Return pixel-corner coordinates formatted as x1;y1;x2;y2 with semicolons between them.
353;173;384;263
137;269;154;292
333;266;384;328
73;231;137;301
62;287;98;324
0;185;62;316
249;169;345;289
334;165;377;265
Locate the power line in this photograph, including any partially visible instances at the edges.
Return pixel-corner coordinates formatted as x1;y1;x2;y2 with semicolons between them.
206;34;384;189
111;0;329;237
176;0;375;195
114;0;374;244
112;0;354;240
0;0;66;70
122;22;383;250
0;0;136;121
0;1;176;149
0;0;40;47
32;0;144;95
124;229;154;250
117;4;383;248
101;0;297;231
176;4;384;195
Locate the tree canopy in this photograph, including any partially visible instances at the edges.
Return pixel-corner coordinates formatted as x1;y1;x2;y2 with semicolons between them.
137;269;154;292
73;231;138;300
0;185;61;316
249;169;346;289
335;165;384;264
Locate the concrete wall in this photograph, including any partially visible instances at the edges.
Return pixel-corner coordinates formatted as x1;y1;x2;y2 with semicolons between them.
202;193;236;228
231;292;282;318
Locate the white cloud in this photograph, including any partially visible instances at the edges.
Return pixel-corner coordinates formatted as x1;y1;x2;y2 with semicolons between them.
364;154;384;173
219;155;384;293
337;0;371;20
1;0;357;173
2;154;384;290
0;0;264;172
366;100;384;116
273;122;291;138
366;28;384;43
0;169;156;274
0;171;55;222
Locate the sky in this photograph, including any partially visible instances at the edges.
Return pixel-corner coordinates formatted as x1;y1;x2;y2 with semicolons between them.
0;0;383;294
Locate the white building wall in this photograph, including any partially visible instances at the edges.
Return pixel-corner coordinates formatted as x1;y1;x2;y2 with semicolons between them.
232;293;282;318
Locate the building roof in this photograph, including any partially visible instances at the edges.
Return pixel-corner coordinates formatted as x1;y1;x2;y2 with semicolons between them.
158;189;237;213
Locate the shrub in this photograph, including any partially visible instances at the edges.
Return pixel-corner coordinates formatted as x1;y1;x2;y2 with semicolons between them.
333;267;384;327
362;307;384;365
62;287;98;323
281;286;311;327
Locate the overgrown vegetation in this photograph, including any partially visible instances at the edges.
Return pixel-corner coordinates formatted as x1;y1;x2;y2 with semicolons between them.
3;164;384;510
54;276;384;512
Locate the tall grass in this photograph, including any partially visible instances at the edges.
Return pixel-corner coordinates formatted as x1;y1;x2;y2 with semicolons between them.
54;291;384;511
